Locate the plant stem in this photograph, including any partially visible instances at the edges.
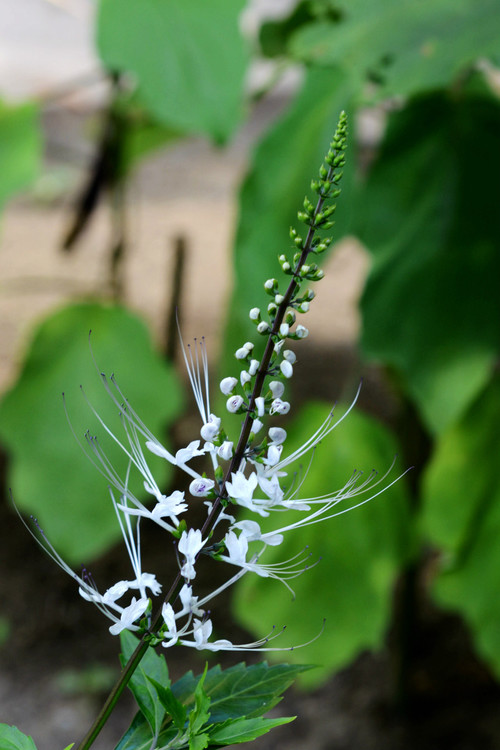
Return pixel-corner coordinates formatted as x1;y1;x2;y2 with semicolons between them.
76;152;338;750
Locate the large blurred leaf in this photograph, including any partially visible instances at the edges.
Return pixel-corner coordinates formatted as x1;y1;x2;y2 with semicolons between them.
233;402;410;686
289;0;500;98
222;65;357;381
97;0;248;142
259;0;339;59
421;378;500;675
357;88;500;434
0;303;184;562
0;725;37;750
0;101;40;211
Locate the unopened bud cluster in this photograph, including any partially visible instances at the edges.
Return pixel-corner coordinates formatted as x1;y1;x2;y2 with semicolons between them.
224;111;348;457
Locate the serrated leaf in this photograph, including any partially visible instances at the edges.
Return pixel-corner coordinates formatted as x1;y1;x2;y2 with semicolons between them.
120;632;169;734
221;65;357;387
114;711;156;750
289;0;500;99
188;734;209;750
358;89;500;433
0;725;37;750
421;378;500;675
233;402;410;686
188;665;211;736
209;716;294;745
117;661;308;749
97;0;248;142
0;302;184;563
148;677;187;730
172;662;311;722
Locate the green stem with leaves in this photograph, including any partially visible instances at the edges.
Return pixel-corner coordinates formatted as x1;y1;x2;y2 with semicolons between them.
76;112;347;750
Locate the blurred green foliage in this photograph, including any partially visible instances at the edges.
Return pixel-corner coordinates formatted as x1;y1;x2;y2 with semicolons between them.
0;304;184;562
226;0;500;685
97;0;249;143
0;101;40;213
234;402;411;686
1;0;500;698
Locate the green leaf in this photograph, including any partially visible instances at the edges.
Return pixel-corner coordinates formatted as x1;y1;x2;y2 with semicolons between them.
115;711;164;750
0;725;37;750
188;734;208;750
358;89;500;434
172;662;310;722
233;402;411;686
222;65;357;386
259;0;337;58
120;632;169;734
421;377;500;675
0;302;184;563
97;0;248;142
209;716;294;745
148;677;187;730
116;662;308;749
188;665;211;736
0;100;40;211
289;0;500;98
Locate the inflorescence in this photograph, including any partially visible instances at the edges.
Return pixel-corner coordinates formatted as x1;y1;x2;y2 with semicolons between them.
26;112;401;652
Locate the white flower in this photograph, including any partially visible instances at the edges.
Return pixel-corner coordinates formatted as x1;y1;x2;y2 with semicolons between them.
249;307;260;320
270;398;290;415
269;427;287;445
226;471;258;505
235;343;251;359
220;531;312;595
226;395;244;413
263;444;283;466
161;603;179;648
257;321;270;334
231;519;283;547
283;349;296;364
269;381;285;398
279;323;289;337
145;439;205;479
178;528;206;580
273;339;285;354
200;414;221;442
251;418;263;434
178;583;204;617
118;489;187;531
217;440;233;460
249;359;259;376
257;473;285;505
226;471;273;517
101;580;130;605
295;325;309;339
175;440;206;466
189;477;215;497
240;370;251;386
220;376;237;395
280;360;293;378
254;396;265;416
109;597;149;636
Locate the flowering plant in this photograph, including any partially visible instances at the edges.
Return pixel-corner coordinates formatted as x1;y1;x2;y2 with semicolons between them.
4;112;400;750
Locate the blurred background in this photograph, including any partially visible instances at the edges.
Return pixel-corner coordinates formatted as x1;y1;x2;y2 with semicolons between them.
1;1;500;748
